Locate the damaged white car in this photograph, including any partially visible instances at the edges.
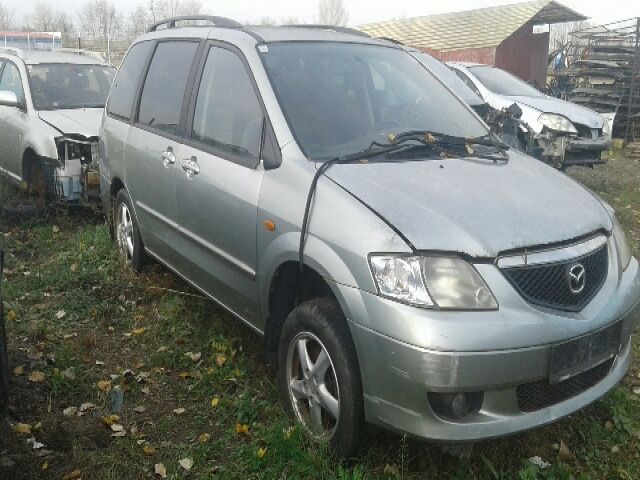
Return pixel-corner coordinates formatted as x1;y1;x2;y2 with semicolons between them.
0;48;115;202
448;62;612;168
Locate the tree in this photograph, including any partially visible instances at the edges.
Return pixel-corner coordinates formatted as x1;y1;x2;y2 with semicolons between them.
78;0;123;61
317;0;348;26
126;5;150;40
24;2;74;34
0;2;15;30
147;0;202;23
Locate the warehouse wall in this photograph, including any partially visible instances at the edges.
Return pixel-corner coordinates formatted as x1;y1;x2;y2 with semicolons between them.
496;20;550;87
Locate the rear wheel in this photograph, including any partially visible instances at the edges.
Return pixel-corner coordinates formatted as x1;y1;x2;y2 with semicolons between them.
113;189;148;272
278;298;365;457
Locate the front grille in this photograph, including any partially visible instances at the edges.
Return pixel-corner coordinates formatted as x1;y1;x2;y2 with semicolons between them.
516;358;613;412
575;123;602;139
502;244;608;312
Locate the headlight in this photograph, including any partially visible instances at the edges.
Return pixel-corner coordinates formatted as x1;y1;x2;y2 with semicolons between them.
369;255;497;310
613;216;632;272
537;113;578;134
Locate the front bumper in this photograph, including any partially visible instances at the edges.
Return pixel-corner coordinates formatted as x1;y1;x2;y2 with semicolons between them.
338;255;640;442
535;132;610;167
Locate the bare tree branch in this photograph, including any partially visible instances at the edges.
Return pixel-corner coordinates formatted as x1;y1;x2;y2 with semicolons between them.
317;0;348;26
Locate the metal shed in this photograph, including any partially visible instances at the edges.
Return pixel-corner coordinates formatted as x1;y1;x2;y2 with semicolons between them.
359;0;586;87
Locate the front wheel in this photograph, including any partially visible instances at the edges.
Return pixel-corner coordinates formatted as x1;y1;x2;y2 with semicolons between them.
113;189;148;272
278;298;365;457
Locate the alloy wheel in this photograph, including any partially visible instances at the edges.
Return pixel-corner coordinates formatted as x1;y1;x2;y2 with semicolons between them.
115;202;134;259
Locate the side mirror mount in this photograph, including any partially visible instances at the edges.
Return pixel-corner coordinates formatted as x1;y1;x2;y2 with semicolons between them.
0;90;18;108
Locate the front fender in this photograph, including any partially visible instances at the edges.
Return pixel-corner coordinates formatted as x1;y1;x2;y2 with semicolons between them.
23;120;59;163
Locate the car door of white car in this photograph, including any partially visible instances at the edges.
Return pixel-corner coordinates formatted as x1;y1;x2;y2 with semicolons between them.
0;60;29;181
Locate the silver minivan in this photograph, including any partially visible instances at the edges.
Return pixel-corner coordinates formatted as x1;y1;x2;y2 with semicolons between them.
99;17;640;456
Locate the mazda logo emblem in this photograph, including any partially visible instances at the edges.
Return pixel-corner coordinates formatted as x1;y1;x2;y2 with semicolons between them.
567;263;586;294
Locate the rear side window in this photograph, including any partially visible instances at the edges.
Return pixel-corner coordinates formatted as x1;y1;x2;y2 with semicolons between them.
191;47;263;165
137;41;199;136
107;41;152;120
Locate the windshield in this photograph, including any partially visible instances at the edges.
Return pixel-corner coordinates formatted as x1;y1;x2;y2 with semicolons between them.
27;63;116;110
261;43;487;160
414;53;484;107
468;65;544;98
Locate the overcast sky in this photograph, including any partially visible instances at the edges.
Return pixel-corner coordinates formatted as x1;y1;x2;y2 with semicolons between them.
2;0;638;27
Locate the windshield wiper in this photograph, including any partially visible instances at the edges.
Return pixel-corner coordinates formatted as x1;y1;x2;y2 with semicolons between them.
387;130;510;162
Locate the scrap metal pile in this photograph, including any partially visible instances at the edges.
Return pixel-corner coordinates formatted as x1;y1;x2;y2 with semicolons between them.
551;18;640;140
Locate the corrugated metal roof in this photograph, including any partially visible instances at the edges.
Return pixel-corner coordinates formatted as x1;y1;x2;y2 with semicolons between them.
358;0;587;52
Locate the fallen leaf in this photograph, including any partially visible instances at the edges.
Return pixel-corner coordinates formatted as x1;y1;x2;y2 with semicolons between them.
185;351;201;363
27;437;45;450
198;433;210;443
257;447;267;459
62;368;75;379
111;430;126;437
13;423;31;434
528;456;551;469
42;462;48;470
110;423;124;432
143;445;156;455
63;406;78;416
179;457;194;470
633;387;640;395
97;379;112;392
13;365;24;376
95;360;105;366
605;420;614;430
173;407;185;415
55;310;66;319
141;387;150;395
6;310;16;321
384;464;400;476
102;415;120;426
154;463;167;478
52;225;60;233
28;371;45;383
178;371;193;380
131;328;146;335
235;423;249;435
70;262;79;273
157;346;168;353
611;445;620;453
79;402;95;412
133;406;146;413
134;361;145;370
63;333;77;340
558;440;574;462
62;469;81;480
215;354;226;367
210;397;220;408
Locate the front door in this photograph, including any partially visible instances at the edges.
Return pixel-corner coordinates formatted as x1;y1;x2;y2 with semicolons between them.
0;61;28;181
124;40;201;260
174;45;266;323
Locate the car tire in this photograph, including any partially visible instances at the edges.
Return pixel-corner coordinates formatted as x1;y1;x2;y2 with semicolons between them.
113;189;148;272
278;297;365;457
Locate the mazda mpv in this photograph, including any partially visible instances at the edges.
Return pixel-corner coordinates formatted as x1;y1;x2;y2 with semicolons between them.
99;16;640;456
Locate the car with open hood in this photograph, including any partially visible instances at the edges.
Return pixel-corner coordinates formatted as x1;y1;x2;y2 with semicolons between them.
99;17;640;457
0;47;115;202
448;62;612;168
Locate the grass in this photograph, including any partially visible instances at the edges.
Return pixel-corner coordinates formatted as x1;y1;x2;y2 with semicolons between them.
0;152;639;479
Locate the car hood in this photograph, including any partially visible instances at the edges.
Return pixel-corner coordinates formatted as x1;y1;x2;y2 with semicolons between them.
38;108;103;139
326;151;612;257
507;95;605;128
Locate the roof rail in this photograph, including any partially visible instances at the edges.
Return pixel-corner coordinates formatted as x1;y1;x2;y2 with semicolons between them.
286;24;370;37
53;48;105;62
147;15;242;33
0;47;23;58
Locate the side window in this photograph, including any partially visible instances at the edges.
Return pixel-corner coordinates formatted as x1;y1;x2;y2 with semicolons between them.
137;41;199;136
453;69;483;99
191;47;264;165
107;41;153;120
0;62;24;104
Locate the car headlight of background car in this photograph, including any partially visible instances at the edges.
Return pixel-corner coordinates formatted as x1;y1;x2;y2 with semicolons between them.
369;255;497;309
612;216;632;272
537;113;578;134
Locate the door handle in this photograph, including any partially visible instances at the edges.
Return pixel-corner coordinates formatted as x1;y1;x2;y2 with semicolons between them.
181;156;200;178
162;148;176;168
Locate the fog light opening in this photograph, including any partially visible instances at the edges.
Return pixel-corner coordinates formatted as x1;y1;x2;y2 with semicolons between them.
428;391;484;420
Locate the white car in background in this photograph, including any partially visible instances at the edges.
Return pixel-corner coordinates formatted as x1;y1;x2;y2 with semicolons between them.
448;62;612;168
